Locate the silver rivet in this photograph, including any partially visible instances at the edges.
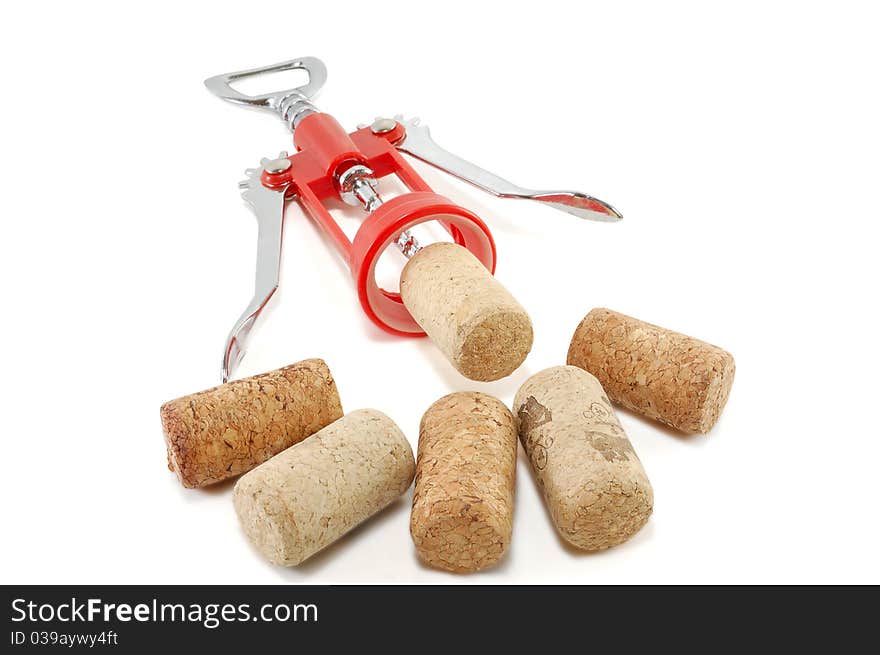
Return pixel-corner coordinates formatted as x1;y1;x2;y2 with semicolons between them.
371;118;397;134
264;158;291;174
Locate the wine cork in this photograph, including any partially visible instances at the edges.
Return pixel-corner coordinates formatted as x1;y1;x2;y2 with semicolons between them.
233;409;415;566
514;366;653;551
400;242;533;382
160;359;343;488
410;392;518;573
567;308;735;433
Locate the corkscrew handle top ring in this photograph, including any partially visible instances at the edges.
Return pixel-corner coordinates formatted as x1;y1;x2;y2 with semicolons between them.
204;57;328;129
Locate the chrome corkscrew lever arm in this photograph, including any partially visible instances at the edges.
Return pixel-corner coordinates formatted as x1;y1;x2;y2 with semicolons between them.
207;57;328;381
395;118;622;222
222;159;289;382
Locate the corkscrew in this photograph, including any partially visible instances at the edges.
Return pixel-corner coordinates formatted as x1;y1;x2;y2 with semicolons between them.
205;57;621;382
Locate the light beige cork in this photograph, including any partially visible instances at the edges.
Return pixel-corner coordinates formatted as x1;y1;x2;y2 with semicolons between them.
567;308;735;433
160;359;343;488
514;366;653;551
400;242;533;381
233;409;415;566
410;392;518;573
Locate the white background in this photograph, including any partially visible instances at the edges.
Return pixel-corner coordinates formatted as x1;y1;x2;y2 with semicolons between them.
2;1;878;584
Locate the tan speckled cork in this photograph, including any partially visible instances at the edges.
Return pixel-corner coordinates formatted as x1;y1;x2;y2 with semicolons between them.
410;392;517;573
567;308;735;433
400;242;533;381
514;366;653;551
233;409;415;566
160;359;343;488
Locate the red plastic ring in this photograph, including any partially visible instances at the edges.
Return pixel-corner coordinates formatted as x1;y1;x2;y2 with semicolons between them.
350;192;496;335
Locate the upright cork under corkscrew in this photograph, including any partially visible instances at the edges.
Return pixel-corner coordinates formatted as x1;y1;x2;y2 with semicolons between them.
203;57;622;382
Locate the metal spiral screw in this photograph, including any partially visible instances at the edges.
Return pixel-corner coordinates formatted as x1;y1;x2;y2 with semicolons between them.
337;163;421;258
278;92;319;132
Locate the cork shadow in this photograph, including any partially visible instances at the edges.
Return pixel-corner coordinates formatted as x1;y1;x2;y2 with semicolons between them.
193;476;238;496
613;404;713;447
166;471;236;502
265;497;410;578
410;337;535;402
358;315;412;343
515;448;654;558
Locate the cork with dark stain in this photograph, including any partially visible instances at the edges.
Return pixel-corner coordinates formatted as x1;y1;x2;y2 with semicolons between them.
514;366;653;551
400;242;533;382
567;308;735;433
233;409;415;567
410;392;518;573
160;359;343;488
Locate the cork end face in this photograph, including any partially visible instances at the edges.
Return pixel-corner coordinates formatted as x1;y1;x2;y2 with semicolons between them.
348;409;417;495
233;476;304;567
400;242;533;382
556;479;654;551
565;308;615;372
159;402;197;488
410;500;510;573
693;351;736;434
456;309;533;381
